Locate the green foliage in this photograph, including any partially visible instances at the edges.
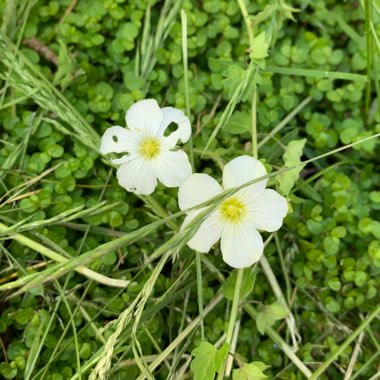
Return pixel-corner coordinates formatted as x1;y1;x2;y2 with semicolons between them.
276;139;306;195
190;341;228;380
256;301;289;335
250;32;269;61
232;361;269;380
0;0;379;379
222;267;256;301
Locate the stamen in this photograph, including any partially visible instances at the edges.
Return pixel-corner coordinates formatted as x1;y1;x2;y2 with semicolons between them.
140;138;160;159
220;197;246;223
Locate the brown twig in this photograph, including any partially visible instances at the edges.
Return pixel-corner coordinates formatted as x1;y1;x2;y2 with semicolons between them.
59;0;78;24
22;38;58;66
344;331;365;380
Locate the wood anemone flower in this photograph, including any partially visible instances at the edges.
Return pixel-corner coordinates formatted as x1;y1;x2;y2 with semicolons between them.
178;156;288;268
100;99;192;195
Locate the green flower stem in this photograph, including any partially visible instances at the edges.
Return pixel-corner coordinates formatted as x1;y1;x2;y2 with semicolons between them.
217;268;244;379
274;233;291;302
181;9;194;170
225;319;241;376
202;255;313;378
309;304;380;380
226;269;244;345
244;303;312;378
251;89;258;159
219;3;257;378
364;0;372;117
0;222;129;289
260;252;299;349
195;251;205;340
181;9;204;342
236;0;255;49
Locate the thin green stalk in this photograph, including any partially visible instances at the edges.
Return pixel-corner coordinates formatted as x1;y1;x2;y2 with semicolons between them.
244;303;312;378
225;269;243;346
57;281;82;380
236;0;255;48
169;289;191;375
217;268;244;380
142;195;179;231
366;326;380;351
274;232;291;303
0;92;37;110
264;65;367;81
195;251;205;340
78;304;106;344
350;351;380;380
202;61;256;155
309;304;380;380
258;96;312;149
260;251;300;349
135;294;224;380
142;325;171;371
364;0;372;116
5;133;379;294
202;256;313;378
24;299;58;380
251;89;258;158
181;9;204;342
181;9;194;169
0;222;129;289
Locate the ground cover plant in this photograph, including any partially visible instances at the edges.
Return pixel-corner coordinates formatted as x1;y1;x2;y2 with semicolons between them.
0;0;380;379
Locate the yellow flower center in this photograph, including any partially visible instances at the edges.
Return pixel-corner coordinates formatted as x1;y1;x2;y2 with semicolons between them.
140;137;160;159
220;197;246;223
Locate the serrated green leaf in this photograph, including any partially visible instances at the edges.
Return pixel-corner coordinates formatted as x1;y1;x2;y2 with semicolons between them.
232;362;268;380
255;311;269;335
256;301;288;335
276;139;306;195
225;111;251;134
191;341;229;380
265;302;289;320
250;32;269;60
251;361;270;371
283;139;306;164
191;342;217;380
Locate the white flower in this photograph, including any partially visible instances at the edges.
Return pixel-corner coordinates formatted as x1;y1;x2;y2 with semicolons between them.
100;99;192;195
178;156;288;268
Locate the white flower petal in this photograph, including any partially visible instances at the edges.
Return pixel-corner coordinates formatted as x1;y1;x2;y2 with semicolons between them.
159;107;191;147
111;155;133;165
178;173;222;211
116;157;157;195
247;189;288;232
125;99;163;135
182;210;223;253
221;221;264;268
100;126;138;155
151;150;192;188
222;155;268;196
